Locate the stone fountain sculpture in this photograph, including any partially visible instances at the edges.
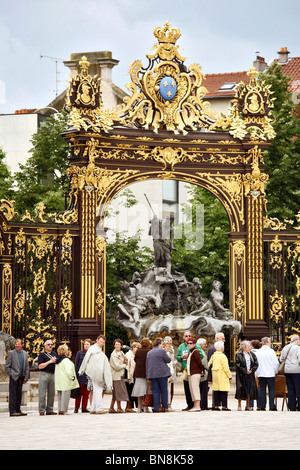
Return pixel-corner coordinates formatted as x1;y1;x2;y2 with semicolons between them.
0;331;15;381
117;212;241;340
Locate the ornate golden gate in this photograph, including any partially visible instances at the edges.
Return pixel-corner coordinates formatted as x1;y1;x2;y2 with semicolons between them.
1;22;299;354
0;201;79;359
62;22;277;347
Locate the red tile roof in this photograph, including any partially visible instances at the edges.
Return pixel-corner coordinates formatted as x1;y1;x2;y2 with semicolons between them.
204;56;300;98
204;71;250;98
281;57;300;93
14;109;37;114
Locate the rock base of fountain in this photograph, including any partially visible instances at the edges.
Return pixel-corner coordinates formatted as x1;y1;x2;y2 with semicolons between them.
117;266;241;340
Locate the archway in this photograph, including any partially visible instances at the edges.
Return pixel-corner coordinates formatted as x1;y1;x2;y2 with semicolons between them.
62;22;275;349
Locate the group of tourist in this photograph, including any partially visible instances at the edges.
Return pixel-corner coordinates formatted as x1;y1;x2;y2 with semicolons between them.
4;331;300;416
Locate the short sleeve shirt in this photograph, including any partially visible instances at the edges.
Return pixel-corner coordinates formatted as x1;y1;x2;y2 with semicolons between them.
38;351;58;373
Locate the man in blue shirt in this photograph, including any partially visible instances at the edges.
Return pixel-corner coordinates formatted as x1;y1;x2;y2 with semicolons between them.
38;339;58;415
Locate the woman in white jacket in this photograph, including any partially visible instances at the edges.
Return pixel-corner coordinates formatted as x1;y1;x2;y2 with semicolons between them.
79;335;112;414
55;344;79;415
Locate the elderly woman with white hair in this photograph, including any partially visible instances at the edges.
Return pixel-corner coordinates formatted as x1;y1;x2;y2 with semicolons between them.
208;340;232;410
235;340;258;411
279;334;300;411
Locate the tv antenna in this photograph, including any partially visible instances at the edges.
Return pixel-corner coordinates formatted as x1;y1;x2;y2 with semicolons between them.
40;54;64;96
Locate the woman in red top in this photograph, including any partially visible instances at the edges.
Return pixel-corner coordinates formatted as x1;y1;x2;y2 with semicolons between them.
187;337;204;412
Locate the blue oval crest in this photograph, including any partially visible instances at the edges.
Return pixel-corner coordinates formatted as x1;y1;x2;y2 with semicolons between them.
159;76;177;101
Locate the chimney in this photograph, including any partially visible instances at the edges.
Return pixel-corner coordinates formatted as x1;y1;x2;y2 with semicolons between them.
64;51;119;82
277;47;290;64
253;53;268;72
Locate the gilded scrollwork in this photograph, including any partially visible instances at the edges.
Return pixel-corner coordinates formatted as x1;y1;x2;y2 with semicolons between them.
0;199;18;221
210;66;276;141
2;263;13;333
243;159;268;198
61;230;73;265
66;162;138;208
14;287;26;321
15;228;26;266
269;289;286;323
65;55;116;133
33;267;47;297
111;22;216;135
95;284;105;317
233;239;246;266
95;236;106;261
235;286;246;320
196;171;245;226
60;287;72;320
26;309;56;361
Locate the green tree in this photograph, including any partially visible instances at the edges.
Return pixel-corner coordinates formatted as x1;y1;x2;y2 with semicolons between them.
172;185;230;302
106;230;154;311
259;62;300;222
0;147;14;201
13;111;70;216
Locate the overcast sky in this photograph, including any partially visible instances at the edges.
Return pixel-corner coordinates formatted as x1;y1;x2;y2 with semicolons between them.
1;0;299;114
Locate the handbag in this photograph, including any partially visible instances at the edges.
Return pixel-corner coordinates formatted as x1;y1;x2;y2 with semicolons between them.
181;368;188;381
71;387;81;399
278;345;292;375
143;382;153;407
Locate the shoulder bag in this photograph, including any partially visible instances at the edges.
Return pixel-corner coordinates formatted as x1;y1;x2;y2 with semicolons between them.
278;345;292;375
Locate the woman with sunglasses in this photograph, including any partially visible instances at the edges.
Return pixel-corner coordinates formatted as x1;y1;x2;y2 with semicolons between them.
186;337;204;411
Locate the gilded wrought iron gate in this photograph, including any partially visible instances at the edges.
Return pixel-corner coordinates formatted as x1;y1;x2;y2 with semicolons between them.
0;202;79;361
264;229;300;349
1;22;300;358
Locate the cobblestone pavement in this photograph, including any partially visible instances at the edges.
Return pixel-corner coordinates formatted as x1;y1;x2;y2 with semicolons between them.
0;384;299;452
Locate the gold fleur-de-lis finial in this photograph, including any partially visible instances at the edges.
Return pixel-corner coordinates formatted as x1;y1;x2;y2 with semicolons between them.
247;66;259;82
79;56;90;77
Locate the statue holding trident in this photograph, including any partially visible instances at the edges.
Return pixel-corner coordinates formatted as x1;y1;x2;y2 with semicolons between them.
145;194;176;273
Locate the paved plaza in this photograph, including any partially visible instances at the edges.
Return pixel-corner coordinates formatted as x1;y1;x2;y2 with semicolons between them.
0;381;299;452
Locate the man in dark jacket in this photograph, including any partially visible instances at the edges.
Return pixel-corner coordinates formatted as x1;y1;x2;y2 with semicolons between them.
146;337;171;412
5;338;29;416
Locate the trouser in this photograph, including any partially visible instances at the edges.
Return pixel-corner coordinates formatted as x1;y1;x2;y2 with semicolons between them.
151;377;168;410
200;380;209;410
183;379;193;409
188;374;201;402
57;390;71;412
9;376;23;414
91;381;104;412
285;373;300;411
249;389;261;409
258;376;276;410
39;371;55;413
75;383;90;410
214;390;228;408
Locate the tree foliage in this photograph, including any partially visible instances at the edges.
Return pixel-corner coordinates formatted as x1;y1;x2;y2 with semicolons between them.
259;62;300;222
172;185;230;302
106;230;154;310
13;111;70;216
0;147;14;201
